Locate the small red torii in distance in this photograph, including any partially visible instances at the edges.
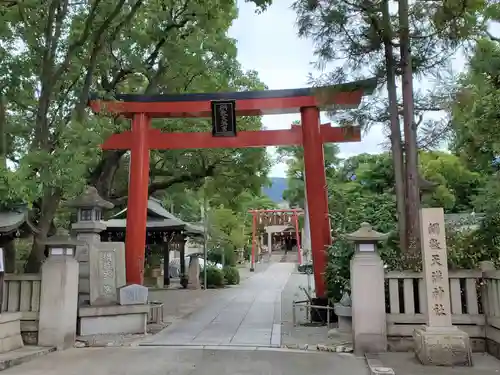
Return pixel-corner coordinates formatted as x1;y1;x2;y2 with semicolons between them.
90;79;375;298
248;209;303;270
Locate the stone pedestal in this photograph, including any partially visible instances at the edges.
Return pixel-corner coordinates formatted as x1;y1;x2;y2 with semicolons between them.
0;313;23;353
187;257;200;289
333;304;352;333
414;326;472;366
38;256;79;350
343;223;388;356
350;252;386;355
78;304;149;336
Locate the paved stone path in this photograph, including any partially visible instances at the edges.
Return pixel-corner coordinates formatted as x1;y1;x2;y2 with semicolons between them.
140;263;294;347
2;347;371;375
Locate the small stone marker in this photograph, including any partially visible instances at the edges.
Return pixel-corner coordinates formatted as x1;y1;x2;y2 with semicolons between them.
413;207;472;366
118;284;148;305
187;257;200;290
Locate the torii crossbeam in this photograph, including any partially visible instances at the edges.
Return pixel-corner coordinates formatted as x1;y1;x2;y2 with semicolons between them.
89;78;376;298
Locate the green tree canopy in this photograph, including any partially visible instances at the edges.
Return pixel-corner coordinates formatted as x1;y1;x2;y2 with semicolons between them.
0;0;275;271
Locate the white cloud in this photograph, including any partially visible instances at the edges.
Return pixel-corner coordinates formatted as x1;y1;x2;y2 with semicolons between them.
228;0;386;177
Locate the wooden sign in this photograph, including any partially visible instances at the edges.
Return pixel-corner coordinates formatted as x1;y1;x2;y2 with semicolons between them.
211;100;236;137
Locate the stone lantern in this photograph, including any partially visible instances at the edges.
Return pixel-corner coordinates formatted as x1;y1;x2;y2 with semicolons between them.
38;228;82;350
42;228;83;258
66;186;114;271
343;222;389;253
342;222;389;356
66;186;114;235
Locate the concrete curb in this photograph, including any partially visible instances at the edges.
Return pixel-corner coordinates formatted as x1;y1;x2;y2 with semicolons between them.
0;346;56;371
127;344;359;355
365;353;396;375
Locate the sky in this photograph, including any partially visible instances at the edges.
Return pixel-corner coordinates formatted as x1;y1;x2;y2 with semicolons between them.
227;0;499;178
228;0;390;177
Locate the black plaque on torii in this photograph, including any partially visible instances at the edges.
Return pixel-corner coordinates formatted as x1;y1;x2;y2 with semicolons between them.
211;100;237;137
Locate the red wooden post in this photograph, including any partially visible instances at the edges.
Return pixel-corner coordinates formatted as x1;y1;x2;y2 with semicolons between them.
125;113;151;285
293;212;303;265
250;213;257;272
301;106;328;298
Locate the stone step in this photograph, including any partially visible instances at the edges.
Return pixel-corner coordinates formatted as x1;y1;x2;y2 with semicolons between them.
0;346;56;371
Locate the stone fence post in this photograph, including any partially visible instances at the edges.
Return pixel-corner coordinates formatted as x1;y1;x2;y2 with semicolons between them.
38;229;81;350
343;222;389;355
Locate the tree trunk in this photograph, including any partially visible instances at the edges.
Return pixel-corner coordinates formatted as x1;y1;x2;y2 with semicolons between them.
398;0;421;269
382;0;406;251
90;150;126;199
0;95;6;168
0;96;17;273
24;190;61;273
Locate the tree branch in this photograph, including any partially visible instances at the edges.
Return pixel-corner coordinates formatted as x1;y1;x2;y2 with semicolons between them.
111;165;217;205
53;0;103;81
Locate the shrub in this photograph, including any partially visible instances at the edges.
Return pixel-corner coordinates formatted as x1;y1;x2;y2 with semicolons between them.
325;233;405;304
207;247;237;266
205;266;224;287
325;238;354;304
223;266;240;285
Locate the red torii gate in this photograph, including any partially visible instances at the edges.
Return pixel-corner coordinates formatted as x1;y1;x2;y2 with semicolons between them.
89;79;375;298
249;209;303;269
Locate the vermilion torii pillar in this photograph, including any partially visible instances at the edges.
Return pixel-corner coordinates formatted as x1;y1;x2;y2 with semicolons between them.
89;79;375;298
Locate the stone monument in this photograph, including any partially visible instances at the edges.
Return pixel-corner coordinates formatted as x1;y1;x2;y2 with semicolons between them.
66;186;125;305
413;207;472;366
344;222;388;355
187;255;200;289
118;284;149;305
67;186;150;336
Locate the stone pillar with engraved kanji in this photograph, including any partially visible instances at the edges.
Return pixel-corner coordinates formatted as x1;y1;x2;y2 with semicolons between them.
413;207;472;366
